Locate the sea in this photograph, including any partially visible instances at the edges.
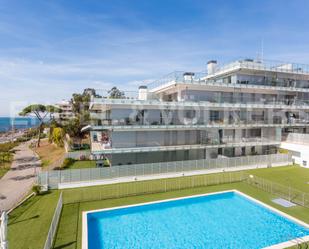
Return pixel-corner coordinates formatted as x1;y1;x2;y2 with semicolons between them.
0;117;40;132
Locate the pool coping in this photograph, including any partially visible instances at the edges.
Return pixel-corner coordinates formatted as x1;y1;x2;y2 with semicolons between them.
82;189;309;249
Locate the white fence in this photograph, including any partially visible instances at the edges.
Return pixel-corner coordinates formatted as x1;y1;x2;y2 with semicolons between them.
38;154;292;189
43;193;63;249
66;150;91;160
246;175;309;208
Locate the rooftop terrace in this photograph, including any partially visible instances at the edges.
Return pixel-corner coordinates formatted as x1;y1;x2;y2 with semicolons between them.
148;58;309;91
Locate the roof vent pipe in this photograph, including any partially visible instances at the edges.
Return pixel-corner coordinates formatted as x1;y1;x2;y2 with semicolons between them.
207;60;217;75
183;72;195;81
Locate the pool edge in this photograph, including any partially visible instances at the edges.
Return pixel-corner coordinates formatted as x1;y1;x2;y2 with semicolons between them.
82;189;309;249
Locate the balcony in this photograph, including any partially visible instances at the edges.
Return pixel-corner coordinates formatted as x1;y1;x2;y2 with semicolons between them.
91;137;280;154
88;118;309;131
90;95;309;111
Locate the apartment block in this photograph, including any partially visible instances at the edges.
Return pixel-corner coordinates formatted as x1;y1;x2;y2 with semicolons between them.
84;58;309;166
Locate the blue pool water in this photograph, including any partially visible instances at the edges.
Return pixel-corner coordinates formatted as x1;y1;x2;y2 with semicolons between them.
87;192;309;249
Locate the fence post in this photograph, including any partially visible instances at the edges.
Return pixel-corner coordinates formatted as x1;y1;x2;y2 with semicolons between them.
46;171;49;188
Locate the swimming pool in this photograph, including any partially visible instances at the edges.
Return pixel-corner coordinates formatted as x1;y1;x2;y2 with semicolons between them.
84;190;309;249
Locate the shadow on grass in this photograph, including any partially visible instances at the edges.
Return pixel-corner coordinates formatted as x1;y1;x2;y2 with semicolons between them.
53;241;76;249
9;214;40;225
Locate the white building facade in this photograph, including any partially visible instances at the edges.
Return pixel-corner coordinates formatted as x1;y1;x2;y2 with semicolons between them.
85;58;309;166
55;100;75;124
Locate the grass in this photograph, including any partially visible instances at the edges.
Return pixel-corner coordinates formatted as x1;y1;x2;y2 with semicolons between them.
0;162;10;178
246;165;309;193
7;165;309;249
34;139;65;168
8;191;60;249
67;160;96;169
0;141;19;178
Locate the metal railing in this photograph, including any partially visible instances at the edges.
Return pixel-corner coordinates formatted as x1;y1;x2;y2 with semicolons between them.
62;171;246;204
43;193;63;249
38;154;292;189
245;175;309;208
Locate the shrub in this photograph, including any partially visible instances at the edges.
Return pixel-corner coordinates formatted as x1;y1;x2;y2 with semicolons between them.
62;157;75;169
279;148;289;154
32;185;41;195
103;157;110;167
0;141;19;152
16;136;31;142
52;127;64;147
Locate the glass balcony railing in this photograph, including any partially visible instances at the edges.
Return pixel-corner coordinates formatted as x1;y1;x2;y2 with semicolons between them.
91;95;309;108
217;59;309;75
90;117;309;128
148;59;309;91
91;137;280;153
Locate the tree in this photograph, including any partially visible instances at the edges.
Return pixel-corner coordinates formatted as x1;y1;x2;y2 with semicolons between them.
19;104;61;147
52;127;64;147
108;87;125;99
63;118;83;138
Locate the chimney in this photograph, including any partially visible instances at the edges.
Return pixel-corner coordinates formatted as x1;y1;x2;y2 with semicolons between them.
183;72;195;81
138;86;148;100
207;60;217;75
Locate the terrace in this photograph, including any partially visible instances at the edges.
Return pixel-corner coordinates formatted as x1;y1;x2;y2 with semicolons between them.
148;59;309;93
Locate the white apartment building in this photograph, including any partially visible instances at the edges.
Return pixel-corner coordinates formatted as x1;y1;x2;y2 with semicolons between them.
55;100;75;124
84;58;309;166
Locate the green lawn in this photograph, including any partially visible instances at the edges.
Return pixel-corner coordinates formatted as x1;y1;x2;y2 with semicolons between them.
246;165;309;193
68;160;96;169
8;191;60;249
7;165;309;249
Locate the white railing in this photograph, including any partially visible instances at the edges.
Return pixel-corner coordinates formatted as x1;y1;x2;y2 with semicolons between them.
38;154;292;189
246;174;309;208
62;171;246;204
66;150;91;160
43;193;63;249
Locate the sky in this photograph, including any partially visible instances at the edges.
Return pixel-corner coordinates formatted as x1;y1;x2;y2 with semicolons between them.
0;0;309;116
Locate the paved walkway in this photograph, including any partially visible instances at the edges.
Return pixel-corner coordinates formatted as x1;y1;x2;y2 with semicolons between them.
0;141;41;211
